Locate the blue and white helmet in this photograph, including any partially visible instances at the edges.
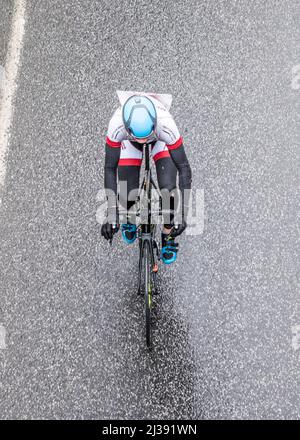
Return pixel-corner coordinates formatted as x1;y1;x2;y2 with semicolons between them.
122;95;157;139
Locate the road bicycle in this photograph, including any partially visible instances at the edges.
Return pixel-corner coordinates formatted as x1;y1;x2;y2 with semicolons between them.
111;143;164;349
135;143;162;349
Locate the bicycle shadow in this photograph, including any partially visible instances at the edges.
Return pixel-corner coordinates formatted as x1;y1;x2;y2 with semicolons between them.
100;259;199;420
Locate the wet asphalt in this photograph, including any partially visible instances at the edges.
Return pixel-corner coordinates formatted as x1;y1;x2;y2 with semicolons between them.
0;0;13;100
0;0;299;419
0;0;13;66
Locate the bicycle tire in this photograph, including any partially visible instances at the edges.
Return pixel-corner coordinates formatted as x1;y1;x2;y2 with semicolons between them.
144;240;152;349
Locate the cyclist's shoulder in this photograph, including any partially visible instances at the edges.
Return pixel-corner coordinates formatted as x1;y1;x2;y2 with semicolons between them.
108;106;123;125
107;106;127;143
155;106;181;145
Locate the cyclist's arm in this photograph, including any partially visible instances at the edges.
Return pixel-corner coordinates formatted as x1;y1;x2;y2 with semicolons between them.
104;140;121;223
104;140;121;194
168;142;192;192
104;108;125;221
157;115;192;219
168;142;192;220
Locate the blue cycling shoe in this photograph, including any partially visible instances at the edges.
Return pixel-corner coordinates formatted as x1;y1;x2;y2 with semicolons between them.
161;235;179;264
121;223;137;244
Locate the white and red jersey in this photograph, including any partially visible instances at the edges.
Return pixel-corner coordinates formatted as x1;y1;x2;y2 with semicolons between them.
105;92;183;166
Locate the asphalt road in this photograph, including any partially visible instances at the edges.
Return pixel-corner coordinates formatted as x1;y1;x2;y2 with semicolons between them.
0;0;13;100
0;0;299;419
0;0;13;66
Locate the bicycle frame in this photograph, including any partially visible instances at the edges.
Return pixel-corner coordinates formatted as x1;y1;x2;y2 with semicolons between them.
136;143;161;295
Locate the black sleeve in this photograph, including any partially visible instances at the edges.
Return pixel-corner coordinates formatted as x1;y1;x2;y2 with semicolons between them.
104;143;121;221
104;143;120;193
168;143;192;219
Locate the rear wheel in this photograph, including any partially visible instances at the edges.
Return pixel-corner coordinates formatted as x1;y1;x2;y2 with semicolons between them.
151;239;159;295
144;241;152;349
137;240;143;295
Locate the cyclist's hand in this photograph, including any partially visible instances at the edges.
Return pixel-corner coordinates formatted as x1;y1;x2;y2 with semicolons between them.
101;222;119;241
169;220;187;238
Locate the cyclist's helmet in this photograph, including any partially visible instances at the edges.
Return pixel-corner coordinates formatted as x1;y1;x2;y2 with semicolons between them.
122;95;157;139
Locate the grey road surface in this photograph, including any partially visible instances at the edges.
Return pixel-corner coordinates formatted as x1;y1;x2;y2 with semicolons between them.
0;0;13;66
0;0;299;419
0;0;13;100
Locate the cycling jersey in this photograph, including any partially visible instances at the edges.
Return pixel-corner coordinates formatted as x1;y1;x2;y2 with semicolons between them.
104;92;192;221
106;93;183;166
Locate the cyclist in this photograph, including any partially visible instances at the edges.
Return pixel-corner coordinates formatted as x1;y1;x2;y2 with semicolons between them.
101;91;192;264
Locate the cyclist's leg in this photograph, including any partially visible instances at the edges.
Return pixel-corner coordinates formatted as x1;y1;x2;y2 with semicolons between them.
118;138;143;225
153;150;179;264
118;165;141;216
153;146;178;228
118;149;141;244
